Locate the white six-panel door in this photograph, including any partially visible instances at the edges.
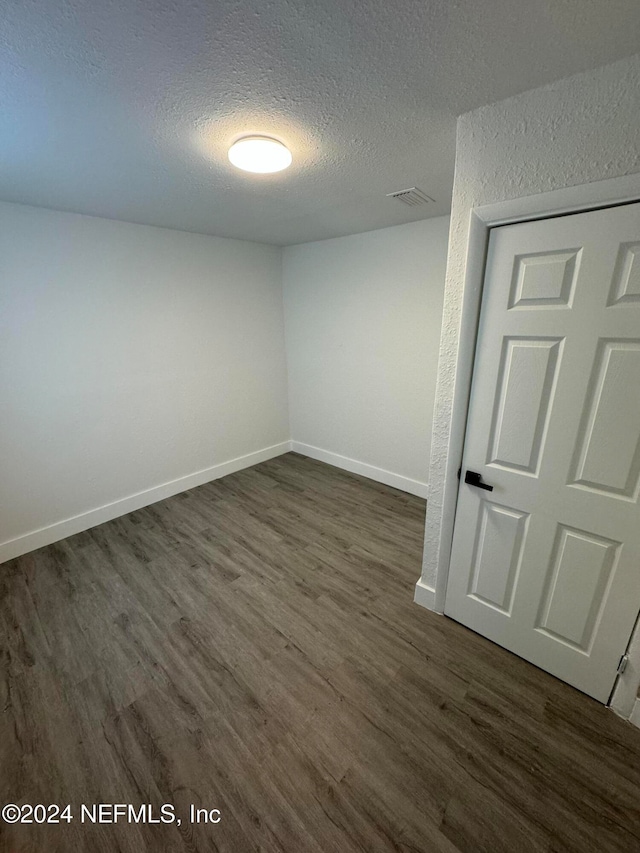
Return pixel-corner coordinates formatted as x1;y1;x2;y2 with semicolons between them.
445;202;640;702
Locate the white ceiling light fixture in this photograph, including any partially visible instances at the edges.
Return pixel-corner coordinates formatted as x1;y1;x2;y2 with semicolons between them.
228;136;292;174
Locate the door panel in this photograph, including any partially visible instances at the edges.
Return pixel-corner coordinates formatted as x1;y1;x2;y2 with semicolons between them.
569;340;640;498
509;249;580;308
445;202;640;702
488;337;563;474
609;242;640;304
468;502;529;614
535;524;619;651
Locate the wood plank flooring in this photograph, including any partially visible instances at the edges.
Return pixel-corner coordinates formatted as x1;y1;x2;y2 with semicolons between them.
2;451;640;852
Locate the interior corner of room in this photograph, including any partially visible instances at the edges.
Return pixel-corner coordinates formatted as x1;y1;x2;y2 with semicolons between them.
0;209;448;562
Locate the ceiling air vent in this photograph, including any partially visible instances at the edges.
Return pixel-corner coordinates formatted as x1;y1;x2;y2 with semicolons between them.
386;187;434;207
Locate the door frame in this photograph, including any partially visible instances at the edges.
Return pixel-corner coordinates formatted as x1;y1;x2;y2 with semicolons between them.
432;171;640;710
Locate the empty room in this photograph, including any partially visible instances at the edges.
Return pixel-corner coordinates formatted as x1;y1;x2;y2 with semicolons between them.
2;1;640;851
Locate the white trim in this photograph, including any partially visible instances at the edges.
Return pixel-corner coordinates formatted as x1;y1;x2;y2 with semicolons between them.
431;212;489;613
429;172;640;615
290;441;429;498
414;578;437;610
0;441;292;564
474;172;640;228
629;699;640;729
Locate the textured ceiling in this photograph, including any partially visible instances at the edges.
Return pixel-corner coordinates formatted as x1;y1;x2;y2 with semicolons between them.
1;1;639;246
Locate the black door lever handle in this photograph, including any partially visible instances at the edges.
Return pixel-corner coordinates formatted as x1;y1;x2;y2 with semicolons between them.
464;470;494;491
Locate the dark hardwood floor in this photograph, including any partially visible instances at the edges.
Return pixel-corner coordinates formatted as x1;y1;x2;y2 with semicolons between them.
2;452;640;852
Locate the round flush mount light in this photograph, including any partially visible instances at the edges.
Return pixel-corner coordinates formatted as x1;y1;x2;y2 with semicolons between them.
228;136;292;174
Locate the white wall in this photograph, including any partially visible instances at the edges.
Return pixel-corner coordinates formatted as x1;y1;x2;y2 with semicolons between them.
420;52;640;603
0;201;289;561
418;53;640;706
283;218;449;497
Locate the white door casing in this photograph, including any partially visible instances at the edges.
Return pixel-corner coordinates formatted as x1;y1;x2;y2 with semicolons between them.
444;202;640;702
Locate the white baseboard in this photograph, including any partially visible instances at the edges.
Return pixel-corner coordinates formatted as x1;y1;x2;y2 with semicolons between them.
414;578;438;611
290;441;429;499
0;441;291;564
2;439;427;564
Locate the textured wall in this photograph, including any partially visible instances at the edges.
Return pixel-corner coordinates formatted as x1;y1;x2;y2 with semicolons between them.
0;201;289;554
422;53;640;594
283;218;449;490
